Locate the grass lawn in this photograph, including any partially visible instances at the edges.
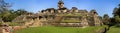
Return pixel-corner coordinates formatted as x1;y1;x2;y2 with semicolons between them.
14;26;106;33
107;25;120;33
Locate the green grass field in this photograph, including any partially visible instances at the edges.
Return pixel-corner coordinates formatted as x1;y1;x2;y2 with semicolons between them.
14;26;105;33
107;25;120;33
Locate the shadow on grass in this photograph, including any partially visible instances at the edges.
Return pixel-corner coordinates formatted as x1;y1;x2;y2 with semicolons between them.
114;24;120;28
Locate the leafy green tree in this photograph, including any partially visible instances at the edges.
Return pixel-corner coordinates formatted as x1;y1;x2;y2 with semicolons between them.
103;14;110;25
113;4;120;16
113;4;120;23
0;0;12;22
115;15;120;23
0;0;11;13
113;8;119;17
0;0;31;22
1;9;16;22
14;9;28;15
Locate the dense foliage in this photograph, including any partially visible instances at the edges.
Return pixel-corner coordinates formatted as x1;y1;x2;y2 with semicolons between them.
0;0;31;22
103;14;110;25
112;4;120;23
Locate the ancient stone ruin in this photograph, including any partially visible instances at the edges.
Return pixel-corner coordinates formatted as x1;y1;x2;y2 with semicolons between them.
0;18;3;22
13;0;103;27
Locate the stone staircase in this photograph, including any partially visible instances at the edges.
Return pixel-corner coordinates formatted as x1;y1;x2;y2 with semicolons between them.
30;22;41;27
24;18;42;27
54;16;63;22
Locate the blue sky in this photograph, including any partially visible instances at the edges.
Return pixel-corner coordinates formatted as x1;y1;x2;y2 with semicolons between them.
5;0;120;17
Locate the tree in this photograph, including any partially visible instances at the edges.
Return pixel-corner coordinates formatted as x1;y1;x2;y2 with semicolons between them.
0;0;12;22
1;10;14;22
113;4;120;23
14;9;28;15
115;15;120;23
103;14;109;19
0;0;11;13
113;4;120;16
103;14;110;25
0;0;31;22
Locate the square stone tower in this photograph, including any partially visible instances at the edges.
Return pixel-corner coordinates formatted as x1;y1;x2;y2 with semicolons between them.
58;0;64;9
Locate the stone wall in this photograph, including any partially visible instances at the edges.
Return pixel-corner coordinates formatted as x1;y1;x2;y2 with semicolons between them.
0;18;3;22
